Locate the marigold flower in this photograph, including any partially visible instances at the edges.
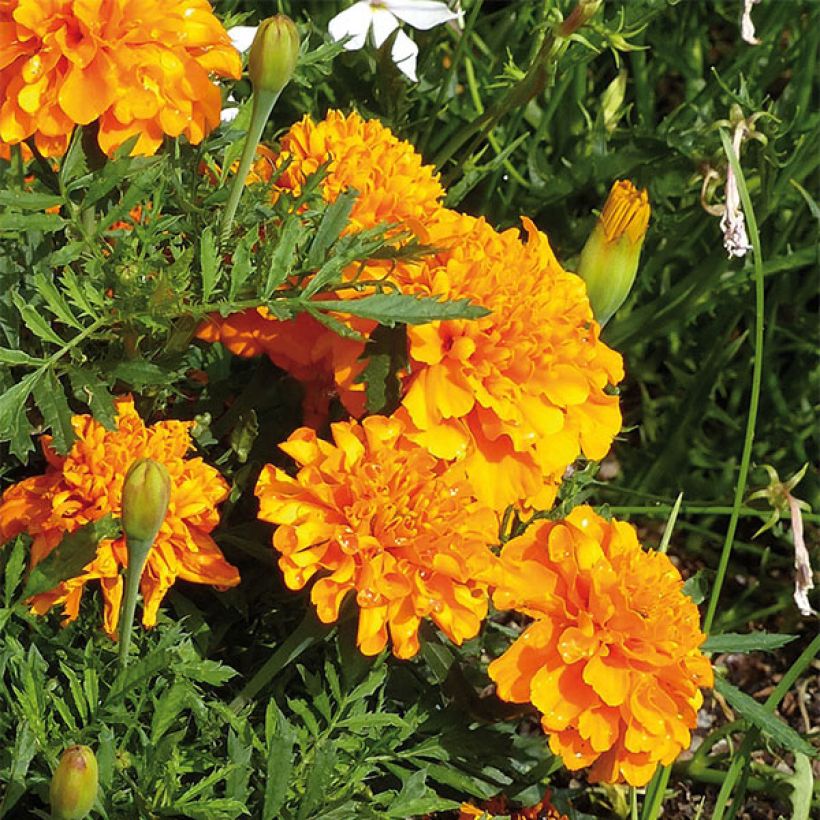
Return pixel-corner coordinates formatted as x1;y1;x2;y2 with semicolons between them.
0;0;242;157
254;415;497;659
459;792;568;820
396;209;624;511
487;506;713;786
0;397;240;637
198;110;444;421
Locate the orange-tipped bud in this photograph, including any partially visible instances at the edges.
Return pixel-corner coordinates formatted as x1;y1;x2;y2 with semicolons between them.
50;745;98;820
248;15;300;95
121;458;171;546
577;180;650;325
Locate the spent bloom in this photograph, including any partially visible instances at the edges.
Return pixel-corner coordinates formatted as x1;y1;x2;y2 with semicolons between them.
488;506;713;786
0;0;242;157
198;110;445;423
576;180;650;325
328;0;463;81
255;415;497;659
396;208;624;511
0;397;240;637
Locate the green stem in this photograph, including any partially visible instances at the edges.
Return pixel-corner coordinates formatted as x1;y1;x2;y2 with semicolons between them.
117;536;153;668
711;632;820;819
220;87;280;243
703;129;766;635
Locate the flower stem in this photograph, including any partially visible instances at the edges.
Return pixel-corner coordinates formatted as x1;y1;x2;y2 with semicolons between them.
703;129;765;635
219;87;280;243
117;536;153;668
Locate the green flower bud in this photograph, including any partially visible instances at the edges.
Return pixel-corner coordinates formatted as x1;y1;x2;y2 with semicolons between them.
121;458;171;546
248;15;300;95
577;180;650;326
50;745;98;820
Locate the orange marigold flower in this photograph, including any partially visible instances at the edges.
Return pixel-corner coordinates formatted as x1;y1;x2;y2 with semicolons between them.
254;415;497;659
395;209;624;512
0;0;241;157
459;791;568;819
487;506;713;787
0;396;240;637
199;110;444;421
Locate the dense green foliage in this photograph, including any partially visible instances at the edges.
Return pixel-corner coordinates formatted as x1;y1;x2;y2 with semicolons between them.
0;1;817;817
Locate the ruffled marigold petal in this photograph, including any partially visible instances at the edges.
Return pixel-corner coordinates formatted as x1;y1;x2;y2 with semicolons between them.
0;396;238;637
488;507;712;786
255;416;496;659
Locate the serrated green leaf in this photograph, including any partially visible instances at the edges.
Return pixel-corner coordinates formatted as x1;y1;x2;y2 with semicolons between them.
151;681;192;744
356;324;407;414
703;632;797;654
385;769;459;818
297;741;337;820
228;227;257;302
59;129;90;187
306;189;358;270
0;212;66;233
31;369;75;454
263;702;296;820
264;217;301;298
308;293;489;327
110;359;170;387
60;267;102;318
785;752;813;820
0;190;63;210
23;514;119;599
200;227;219;302
0;369;41;460
682;569;709;604
69;368;117;429
12;292;65;346
3;535;28;605
714;677;816;758
33;271;82;329
0;348;46;366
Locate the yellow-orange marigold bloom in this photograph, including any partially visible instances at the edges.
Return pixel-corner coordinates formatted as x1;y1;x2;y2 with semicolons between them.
396;209;624;512
0;0;241;157
0;397;240;637
487;506;713;786
254;415;497;659
199;110;444;421
459;792;568;820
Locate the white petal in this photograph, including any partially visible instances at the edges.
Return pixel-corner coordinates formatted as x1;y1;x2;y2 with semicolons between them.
228;25;258;53
370;8;400;48
221;106;240;123
383;0;462;30
328;2;374;51
391;28;418;82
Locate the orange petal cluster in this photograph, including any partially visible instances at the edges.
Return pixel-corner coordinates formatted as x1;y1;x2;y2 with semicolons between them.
396;209;623;511
197;110;445;421
458;791;568;820
254;415;496;659
0;396;240;637
487;506;713;786
0;0;241;157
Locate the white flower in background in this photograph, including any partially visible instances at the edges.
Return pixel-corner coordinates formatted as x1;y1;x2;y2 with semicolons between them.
229;25;259;54
740;0;761;46
328;1;463;82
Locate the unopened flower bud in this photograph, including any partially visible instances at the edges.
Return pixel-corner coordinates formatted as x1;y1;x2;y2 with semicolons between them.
248;15;300;95
577;180;650;325
121;458;171;546
50;745;98;820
